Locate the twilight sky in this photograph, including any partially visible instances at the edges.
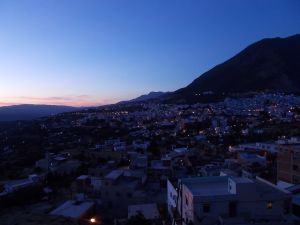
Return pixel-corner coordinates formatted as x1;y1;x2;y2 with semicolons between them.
0;0;300;106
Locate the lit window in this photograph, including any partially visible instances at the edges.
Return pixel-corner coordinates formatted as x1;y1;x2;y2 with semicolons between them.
266;201;273;209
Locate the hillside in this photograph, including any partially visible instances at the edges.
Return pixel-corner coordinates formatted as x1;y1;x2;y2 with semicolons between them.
166;34;300;103
0;104;78;121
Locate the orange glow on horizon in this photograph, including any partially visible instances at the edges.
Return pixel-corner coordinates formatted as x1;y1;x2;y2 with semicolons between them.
0;95;120;107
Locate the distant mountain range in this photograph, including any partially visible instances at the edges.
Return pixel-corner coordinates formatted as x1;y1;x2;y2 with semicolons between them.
0;104;79;121
2;34;300;121
163;34;300;103
119;91;167;104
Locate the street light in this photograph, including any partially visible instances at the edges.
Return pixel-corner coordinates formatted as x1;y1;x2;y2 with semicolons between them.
90;218;96;223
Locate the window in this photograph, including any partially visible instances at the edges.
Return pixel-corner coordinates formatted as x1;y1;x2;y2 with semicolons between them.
185;195;189;206
185;214;189;224
266;201;273;209
293;152;300;160
203;203;210;213
173;195;176;201
284;200;290;214
293;175;299;183
293;165;299;171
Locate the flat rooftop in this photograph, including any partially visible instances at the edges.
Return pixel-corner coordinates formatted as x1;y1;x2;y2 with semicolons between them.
4;178;34;188
50;200;94;218
105;170;123;180
230;177;253;184
181;176;230;196
181;176;287;198
240;152;265;158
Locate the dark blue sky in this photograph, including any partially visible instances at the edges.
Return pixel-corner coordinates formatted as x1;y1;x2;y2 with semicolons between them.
0;0;299;106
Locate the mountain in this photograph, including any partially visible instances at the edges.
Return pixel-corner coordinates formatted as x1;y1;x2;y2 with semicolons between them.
119;91;167;104
0;104;79;121
166;34;300;103
131;91;167;102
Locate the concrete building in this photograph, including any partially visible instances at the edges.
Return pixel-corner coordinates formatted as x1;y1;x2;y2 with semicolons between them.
98;169;146;218
237;153;266;166
130;154;148;169
167;176;291;225
49;199;95;219
229;142;279;154
167;179;178;217
2;174;40;194
35;152;80;174
277;144;300;184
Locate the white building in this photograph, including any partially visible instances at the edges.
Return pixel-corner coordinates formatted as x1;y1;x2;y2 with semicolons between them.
167;176;292;225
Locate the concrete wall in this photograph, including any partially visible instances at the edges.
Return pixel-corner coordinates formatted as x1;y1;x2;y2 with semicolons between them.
167;180;177;216
191;195;289;223
181;184;194;224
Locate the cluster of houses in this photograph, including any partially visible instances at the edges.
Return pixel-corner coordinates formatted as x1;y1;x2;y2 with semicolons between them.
2;137;300;224
2;93;300;224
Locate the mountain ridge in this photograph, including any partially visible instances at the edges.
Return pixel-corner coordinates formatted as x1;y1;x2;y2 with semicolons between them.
118;91;167;104
164;34;300;103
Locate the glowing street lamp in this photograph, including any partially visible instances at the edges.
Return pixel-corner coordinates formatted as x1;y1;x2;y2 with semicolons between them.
90;218;96;223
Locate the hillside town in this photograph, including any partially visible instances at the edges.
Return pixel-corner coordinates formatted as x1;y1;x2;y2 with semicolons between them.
1;93;300;224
